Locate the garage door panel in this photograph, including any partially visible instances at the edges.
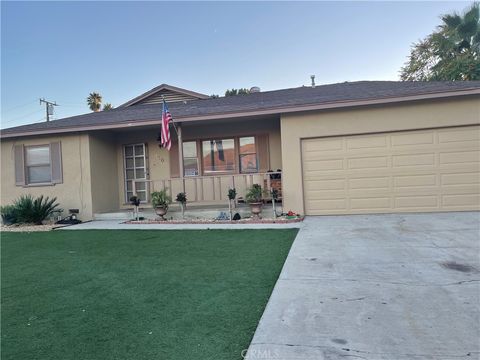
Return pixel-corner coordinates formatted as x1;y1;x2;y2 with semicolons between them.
303;159;344;171
394;196;439;209
391;131;435;146
306;198;347;211
441;172;480;186
350;197;391;210
349;177;389;189
394;174;437;187
439;151;479;165
442;194;480;208
302;125;480;215
346;135;388;149
438;127;480;143
348;156;388;169
392;153;436;167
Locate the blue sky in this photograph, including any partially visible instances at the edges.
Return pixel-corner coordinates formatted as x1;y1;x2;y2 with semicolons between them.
1;1;471;128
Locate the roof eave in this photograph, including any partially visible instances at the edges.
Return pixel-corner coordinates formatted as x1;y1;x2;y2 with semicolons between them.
2;88;479;139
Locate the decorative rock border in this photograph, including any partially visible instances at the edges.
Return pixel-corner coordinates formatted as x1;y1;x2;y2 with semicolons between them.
125;217;304;225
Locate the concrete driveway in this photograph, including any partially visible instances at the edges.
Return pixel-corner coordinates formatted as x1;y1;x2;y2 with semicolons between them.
246;212;480;360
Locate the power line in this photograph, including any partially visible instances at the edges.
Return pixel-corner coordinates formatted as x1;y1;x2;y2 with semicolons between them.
1;109;44;125
2;100;38;113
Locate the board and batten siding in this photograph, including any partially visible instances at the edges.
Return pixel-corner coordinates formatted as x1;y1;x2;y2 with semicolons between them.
133;89;202;106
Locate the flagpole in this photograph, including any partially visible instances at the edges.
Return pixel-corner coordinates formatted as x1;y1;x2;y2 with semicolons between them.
161;96;185;192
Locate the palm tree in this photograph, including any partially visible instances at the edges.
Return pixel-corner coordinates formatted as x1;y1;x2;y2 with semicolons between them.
87;92;102;112
103;103;113;111
440;3;479;54
401;3;479;81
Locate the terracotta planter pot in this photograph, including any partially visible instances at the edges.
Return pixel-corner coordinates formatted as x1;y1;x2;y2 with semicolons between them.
154;206;168;220
249;202;263;219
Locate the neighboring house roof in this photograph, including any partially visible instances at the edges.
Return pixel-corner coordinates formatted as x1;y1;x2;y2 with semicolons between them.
119;84;210;107
2;81;479;138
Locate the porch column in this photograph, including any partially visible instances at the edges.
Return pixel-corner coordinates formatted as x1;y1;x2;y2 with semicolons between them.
177;123;185;193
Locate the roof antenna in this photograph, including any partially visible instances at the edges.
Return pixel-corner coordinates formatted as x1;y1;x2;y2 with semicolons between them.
310;75;316;88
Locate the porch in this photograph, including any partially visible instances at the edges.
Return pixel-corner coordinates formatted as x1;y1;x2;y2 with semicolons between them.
89;115;284;219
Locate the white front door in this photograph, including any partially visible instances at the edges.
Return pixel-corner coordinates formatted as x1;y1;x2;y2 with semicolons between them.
124;143;149;203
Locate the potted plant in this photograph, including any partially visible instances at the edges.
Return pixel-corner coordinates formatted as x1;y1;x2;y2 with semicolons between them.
151;189;172;220
129;195;141;221
227;188;237;220
245;184;264;219
176;192;187;219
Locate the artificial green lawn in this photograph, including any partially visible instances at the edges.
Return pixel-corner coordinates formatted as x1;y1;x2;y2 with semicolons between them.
1;229;297;360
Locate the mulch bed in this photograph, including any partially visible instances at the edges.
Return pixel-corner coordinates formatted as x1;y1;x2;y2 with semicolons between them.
125;217;304;225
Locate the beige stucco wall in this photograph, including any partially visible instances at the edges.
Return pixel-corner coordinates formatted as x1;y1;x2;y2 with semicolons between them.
89;132;119;213
1;133;94;220
280;97;480;214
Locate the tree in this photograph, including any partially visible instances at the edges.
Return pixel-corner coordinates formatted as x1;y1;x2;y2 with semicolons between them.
401;2;480;81
225;88;250;96
103;103;114;111
87;92;102;112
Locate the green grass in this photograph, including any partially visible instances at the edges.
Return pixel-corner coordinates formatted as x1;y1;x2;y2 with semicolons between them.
1;229;297;360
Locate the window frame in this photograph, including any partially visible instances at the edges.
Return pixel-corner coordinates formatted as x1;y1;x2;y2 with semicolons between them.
180;134;265;176
182;141;200;177
201;138;236;175
24;144;52;185
123;143;149;204
238;136;258;174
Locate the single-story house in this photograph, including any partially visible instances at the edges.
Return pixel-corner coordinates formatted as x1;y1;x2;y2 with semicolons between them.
1;81;479;220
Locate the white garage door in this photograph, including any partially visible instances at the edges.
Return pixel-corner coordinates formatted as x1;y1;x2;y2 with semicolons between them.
302;125;480;215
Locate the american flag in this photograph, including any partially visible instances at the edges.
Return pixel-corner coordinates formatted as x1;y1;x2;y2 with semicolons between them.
161;99;172;150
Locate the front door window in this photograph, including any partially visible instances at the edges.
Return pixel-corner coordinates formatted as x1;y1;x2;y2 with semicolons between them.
124;144;148;202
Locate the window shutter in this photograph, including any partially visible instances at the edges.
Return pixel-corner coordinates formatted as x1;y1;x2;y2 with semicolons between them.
50;142;63;184
14;144;25;186
169;141;180;178
257;134;270;172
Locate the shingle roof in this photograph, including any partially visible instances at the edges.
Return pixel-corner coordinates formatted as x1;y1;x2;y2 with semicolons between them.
2;81;479;137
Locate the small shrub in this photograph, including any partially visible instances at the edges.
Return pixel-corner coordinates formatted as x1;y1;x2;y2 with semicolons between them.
4;195;61;225
0;205;17;225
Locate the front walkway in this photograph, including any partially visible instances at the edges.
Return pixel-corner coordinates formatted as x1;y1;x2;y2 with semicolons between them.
60;219;302;230
246;212;480;360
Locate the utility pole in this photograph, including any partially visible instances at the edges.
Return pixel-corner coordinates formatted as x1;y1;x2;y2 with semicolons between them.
39;98;58;122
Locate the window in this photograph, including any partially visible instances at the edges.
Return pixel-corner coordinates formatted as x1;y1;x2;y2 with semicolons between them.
239;136;258;173
183;141;199;176
124;144;148;202
25;145;51;184
202;139;235;174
